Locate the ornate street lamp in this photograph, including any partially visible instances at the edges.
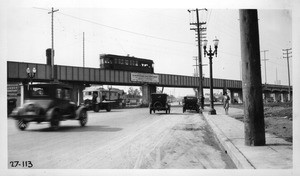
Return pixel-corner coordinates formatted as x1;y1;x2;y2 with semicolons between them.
203;38;219;115
107;85;112;100
26;67;36;84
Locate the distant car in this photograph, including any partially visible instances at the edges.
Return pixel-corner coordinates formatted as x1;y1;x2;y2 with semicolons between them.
149;93;171;114
182;96;200;113
10;83;88;130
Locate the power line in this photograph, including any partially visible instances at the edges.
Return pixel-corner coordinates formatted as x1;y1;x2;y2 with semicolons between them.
33;7;194;45
58;12;195;45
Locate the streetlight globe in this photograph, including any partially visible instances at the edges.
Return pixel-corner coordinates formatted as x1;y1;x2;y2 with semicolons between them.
203;39;208;48
26;68;30;74
32;67;36;73
213;38;219;47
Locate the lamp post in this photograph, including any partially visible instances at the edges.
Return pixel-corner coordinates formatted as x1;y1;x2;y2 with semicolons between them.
26;67;36;89
203;38;219;115
107;85;112;100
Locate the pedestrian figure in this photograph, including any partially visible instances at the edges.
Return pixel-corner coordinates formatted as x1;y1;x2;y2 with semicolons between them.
92;92;98;110
200;96;205;109
223;92;230;115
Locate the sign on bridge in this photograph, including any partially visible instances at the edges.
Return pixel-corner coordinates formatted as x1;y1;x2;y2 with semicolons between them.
131;73;159;83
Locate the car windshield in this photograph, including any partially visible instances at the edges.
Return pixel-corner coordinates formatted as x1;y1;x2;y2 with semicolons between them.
29;86;50;97
151;94;167;101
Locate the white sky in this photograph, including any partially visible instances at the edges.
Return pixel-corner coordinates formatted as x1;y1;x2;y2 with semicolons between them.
1;0;294;97
1;1;300;176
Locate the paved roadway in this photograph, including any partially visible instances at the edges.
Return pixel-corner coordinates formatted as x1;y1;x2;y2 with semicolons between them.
8;106;236;169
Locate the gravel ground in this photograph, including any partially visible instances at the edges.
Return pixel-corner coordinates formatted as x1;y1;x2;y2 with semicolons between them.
229;102;293;142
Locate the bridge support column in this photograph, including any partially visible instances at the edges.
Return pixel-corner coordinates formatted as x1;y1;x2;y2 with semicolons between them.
274;92;281;102
237;90;243;103
282;92;289;102
263;92;271;102
141;84;156;107
72;84;85;106
229;90;234;104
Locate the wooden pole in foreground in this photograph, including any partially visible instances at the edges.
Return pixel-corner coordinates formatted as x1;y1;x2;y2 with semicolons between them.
239;9;266;146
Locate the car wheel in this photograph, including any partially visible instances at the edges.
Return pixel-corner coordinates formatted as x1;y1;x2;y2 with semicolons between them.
79;110;88;127
94;104;99;112
50;111;60;130
17;119;28;131
106;104;111;112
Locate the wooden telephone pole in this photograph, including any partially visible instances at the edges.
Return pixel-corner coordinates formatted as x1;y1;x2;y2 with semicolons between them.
239;9;266;146
48;7;59;80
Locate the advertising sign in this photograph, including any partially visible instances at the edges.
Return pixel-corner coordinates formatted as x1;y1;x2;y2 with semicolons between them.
7;84;20;97
131;73;159;83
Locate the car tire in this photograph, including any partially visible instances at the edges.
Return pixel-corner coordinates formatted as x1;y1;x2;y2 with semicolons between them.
50;111;60;130
17;119;28;131
94;104;99;112
79;110;88;127
106;104;111;112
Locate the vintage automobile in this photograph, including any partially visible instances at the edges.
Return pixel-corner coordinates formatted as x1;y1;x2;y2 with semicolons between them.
149;93;171;114
182;96;200;113
10;83;88;130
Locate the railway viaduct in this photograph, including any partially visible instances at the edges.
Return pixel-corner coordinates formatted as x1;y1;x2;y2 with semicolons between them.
7;61;292;106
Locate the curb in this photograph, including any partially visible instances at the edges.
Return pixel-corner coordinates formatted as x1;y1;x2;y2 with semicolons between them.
202;113;255;169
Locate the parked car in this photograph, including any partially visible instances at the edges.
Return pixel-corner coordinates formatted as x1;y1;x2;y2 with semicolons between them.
182;96;200;113
149;93;171;114
10;83;88;130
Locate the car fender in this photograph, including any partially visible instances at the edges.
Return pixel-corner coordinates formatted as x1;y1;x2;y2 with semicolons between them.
10;106;24;118
46;107;59;121
75;106;87;120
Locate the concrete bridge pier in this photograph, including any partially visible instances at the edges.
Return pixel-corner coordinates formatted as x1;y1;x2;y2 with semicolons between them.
282;92;289;102
141;84;157;106
274;92;282;102
263;91;271;102
237;90;243;103
71;84;86;106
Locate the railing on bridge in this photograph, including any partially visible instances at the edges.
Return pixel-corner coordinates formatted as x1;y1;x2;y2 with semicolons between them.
7;61;291;92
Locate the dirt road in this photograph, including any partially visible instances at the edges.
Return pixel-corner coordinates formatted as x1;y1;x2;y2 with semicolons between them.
8;107;236;169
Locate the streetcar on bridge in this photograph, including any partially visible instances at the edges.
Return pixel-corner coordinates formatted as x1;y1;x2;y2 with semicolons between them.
100;54;154;73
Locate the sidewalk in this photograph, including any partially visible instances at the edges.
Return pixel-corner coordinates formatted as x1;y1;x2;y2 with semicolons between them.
202;106;293;169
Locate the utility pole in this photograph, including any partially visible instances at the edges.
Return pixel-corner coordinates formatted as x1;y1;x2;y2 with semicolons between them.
48;7;59;80
193;56;199;76
188;8;207;107
283;48;292;101
261;50;269;84
239;9;266;146
83;32;85;67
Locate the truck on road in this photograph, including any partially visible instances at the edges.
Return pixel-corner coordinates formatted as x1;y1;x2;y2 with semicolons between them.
83;86;125;112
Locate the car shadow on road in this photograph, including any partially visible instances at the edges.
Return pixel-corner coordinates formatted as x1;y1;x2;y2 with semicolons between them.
152;112;199;116
27;125;123;132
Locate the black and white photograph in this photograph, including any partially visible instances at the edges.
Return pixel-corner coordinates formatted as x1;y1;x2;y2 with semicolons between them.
1;0;299;176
